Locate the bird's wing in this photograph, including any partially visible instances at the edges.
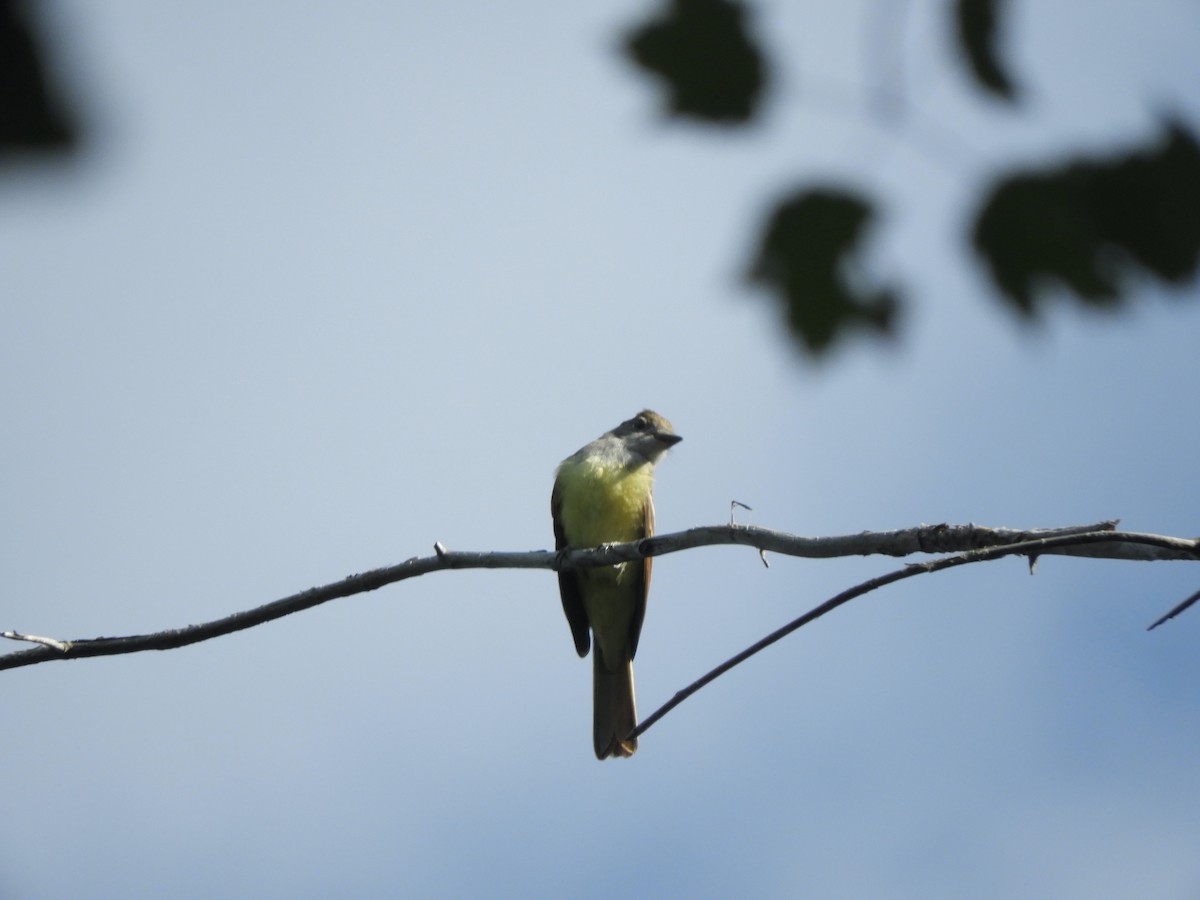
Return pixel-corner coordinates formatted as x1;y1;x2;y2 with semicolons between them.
552;477;591;657
629;491;653;659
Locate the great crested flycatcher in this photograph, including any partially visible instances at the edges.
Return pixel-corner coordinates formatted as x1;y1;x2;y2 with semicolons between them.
551;410;681;759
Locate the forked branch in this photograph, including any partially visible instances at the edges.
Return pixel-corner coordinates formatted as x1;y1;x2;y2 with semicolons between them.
630;528;1200;742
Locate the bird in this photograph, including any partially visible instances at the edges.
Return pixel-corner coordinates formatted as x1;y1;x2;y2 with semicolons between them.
551;410;681;758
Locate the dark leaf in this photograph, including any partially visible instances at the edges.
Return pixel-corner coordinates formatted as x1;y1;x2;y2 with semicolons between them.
747;188;899;354
972;121;1200;314
625;0;768;125
955;0;1017;101
0;0;78;156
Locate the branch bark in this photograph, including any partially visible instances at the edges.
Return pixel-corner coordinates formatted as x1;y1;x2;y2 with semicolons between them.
2;520;1196;672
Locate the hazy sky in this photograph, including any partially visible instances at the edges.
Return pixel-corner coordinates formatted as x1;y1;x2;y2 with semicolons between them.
4;2;1199;898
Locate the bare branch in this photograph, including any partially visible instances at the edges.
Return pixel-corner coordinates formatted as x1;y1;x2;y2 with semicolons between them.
2;520;1195;672
640;520;1196;562
630;528;1199;742
1;549;540;671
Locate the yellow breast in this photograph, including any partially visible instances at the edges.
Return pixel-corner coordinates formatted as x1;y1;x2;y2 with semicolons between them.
556;458;652;549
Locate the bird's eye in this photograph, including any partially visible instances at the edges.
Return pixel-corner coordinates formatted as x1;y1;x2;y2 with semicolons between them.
633;416;649;430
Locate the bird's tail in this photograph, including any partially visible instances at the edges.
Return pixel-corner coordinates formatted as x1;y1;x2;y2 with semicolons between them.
593;645;637;759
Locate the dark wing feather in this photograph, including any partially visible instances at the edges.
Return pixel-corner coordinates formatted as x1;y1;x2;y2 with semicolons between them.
629;491;653;659
552;478;591;657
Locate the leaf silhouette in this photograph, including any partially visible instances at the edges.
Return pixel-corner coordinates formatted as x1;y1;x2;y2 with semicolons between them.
954;0;1018;101
973;121;1200;313
747;189;899;353
625;0;768;125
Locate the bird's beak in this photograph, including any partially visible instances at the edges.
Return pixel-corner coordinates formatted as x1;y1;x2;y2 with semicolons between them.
656;433;683;447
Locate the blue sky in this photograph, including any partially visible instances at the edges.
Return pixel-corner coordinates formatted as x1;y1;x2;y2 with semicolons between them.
3;2;1199;898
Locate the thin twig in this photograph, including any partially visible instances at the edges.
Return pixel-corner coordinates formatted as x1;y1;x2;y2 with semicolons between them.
1147;587;1200;631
